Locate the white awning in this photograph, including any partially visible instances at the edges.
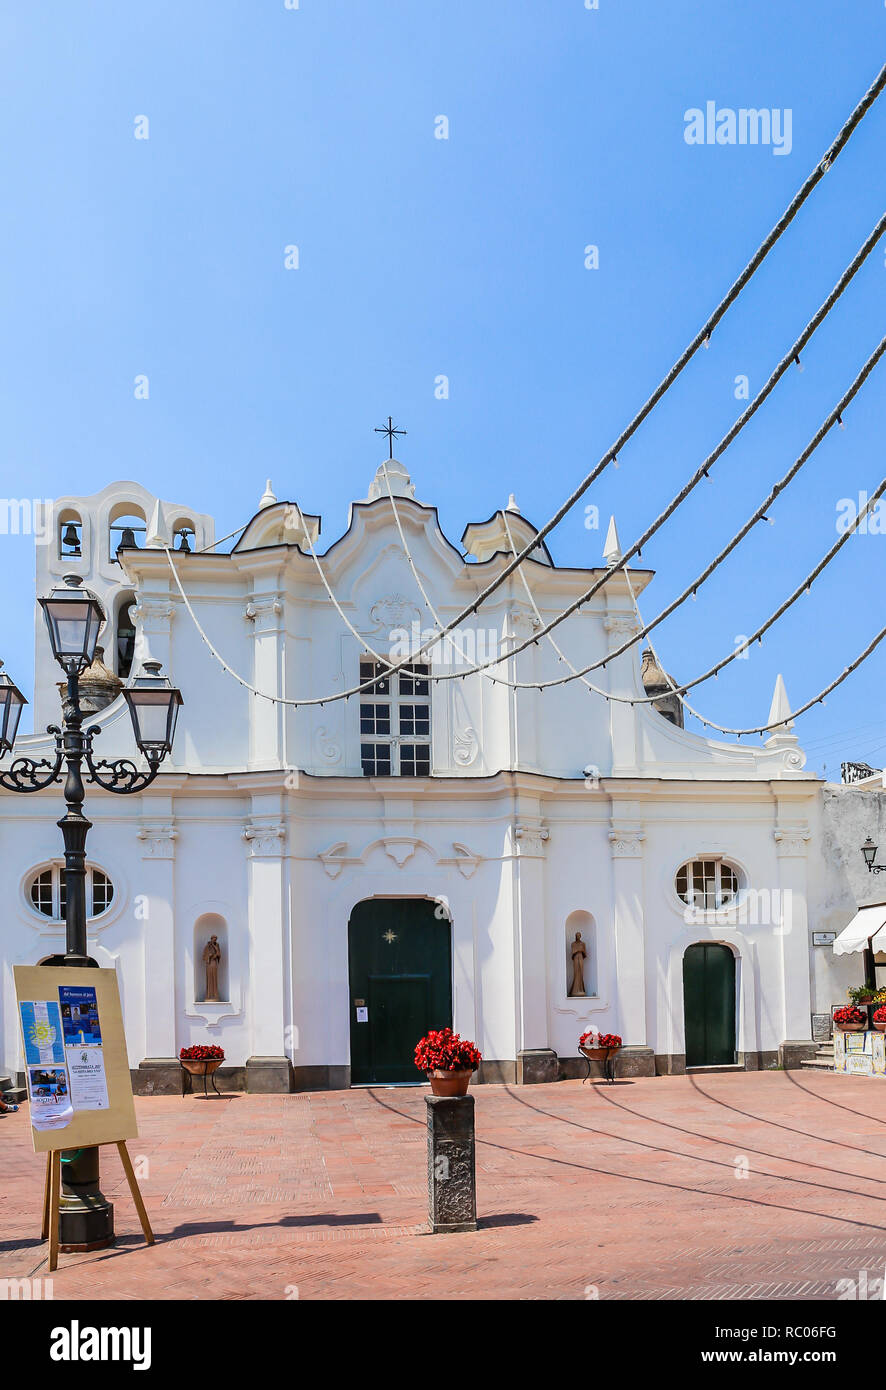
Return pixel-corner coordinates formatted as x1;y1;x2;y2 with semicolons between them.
833;904;886;955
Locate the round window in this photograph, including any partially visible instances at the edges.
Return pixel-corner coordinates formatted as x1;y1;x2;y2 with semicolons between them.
27;865;114;921
675;858;740;912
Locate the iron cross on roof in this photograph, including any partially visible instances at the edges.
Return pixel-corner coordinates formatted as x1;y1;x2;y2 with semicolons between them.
374;416;406;459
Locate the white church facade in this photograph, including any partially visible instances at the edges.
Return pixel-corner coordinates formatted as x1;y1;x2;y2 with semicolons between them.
0;463;867;1092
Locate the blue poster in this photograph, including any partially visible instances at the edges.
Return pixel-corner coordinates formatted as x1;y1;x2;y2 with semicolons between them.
19;999;66;1066
58;985;103;1046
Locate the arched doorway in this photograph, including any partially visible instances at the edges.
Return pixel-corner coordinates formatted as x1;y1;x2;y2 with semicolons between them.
348;898;452;1085
682;943;736;1067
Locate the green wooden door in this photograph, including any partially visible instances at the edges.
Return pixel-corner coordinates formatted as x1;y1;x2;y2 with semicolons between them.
683;943;736;1067
348;899;452;1084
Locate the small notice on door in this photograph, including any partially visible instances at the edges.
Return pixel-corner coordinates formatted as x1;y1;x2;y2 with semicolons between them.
356;1006;368;1023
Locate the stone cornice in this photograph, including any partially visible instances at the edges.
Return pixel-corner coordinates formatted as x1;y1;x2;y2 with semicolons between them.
73;767;822;807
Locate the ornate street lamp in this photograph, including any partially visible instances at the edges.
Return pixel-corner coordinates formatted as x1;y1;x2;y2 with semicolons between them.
861;837;886;873
0;577;183;1252
0;663;26;755
39;574;105;672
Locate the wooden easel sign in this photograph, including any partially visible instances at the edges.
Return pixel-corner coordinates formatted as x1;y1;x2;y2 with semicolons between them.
14;965;153;1269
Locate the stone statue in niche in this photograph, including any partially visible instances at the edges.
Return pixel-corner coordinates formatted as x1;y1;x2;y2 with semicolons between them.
202;935;222;1001
568;931;587;997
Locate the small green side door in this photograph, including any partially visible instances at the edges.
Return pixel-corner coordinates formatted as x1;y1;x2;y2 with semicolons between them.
348;899;452;1084
683;943;736;1067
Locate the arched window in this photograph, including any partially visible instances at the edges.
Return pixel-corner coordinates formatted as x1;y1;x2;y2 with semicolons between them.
116;596;137;679
675;858;740;912
27;864;114;921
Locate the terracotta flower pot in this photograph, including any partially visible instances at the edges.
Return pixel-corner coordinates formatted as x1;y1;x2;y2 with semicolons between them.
836;1020;868;1033
579;1044;620;1061
427;1068;473;1097
873;1020;886;1033
180;1058;223;1075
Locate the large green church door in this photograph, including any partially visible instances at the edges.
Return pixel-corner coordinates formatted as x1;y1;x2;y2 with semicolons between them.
682;943;736;1067
348;899;453;1085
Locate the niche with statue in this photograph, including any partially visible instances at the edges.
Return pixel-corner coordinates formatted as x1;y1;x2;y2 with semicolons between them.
194;913;229;1003
566;910;597;997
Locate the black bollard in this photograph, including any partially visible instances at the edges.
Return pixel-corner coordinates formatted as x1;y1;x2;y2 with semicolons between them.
426;1094;478;1233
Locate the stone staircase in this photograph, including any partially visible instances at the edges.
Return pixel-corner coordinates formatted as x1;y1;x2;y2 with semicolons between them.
0;1074;26;1105
800;1038;835;1071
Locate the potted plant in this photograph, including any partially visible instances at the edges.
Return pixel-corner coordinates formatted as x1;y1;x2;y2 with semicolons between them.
873;1007;886;1034
414;1028;481;1097
848;985;877;1005
180;1044;225;1095
834;1005;868;1033
578;1028;622;1061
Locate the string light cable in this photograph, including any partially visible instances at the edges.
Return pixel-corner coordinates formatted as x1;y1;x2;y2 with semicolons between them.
166;206;886;711
618;478;886;734
165;468;886;725
300;69;886;694
498;333;886;690
500;460;886;736
373;209;886;691
159;71;886;711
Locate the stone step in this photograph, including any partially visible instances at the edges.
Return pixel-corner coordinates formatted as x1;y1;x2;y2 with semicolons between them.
686;1063;745;1074
0;1075;26;1104
800;1059;834;1070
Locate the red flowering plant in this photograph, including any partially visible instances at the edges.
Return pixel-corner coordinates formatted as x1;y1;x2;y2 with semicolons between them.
833;1006;867;1029
414;1027;481;1074
579;1029;622;1050
875;1007;886;1025
180;1044;225;1061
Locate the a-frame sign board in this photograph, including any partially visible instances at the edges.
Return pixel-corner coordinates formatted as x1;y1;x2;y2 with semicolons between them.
14;965;154;1270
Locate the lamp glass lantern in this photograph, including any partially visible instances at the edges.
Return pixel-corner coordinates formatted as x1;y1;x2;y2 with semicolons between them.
39;575;105;671
0;663;26;755
123;660;183;757
862;837;878;869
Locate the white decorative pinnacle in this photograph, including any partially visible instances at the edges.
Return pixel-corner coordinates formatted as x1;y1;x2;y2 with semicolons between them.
259;479;277;511
603;515;622;567
506;493;520;513
767;673;794;731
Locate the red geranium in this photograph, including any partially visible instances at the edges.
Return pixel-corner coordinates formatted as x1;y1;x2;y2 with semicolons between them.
579;1030;622;1049
875;1007;886;1024
414;1027;482;1073
833;1006;866;1028
180;1044;225;1061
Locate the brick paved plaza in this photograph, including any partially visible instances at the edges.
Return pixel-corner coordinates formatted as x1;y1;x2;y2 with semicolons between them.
4;1070;886;1301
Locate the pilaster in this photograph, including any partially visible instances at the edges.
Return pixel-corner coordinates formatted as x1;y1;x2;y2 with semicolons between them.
609;803;648;1049
244;592;284;769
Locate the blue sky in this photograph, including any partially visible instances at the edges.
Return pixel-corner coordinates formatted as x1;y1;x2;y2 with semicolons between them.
1;0;884;775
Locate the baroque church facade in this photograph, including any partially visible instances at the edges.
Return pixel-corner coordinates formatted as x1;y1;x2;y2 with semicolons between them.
0;462;864;1092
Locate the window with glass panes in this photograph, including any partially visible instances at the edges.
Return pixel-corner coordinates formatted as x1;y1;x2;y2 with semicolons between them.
28;865;114;920
360;659;431;776
675;858;739;911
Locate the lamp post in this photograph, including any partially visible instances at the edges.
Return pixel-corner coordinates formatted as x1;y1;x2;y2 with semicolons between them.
861;838;886;873
0;575;182;1250
857;838;886;992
